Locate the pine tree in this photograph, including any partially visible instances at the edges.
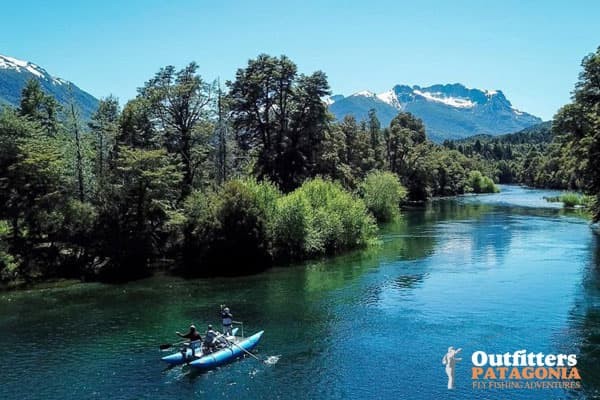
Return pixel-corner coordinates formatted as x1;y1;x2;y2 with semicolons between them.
19;79;60;136
118;97;156;149
88;96;119;184
367;109;385;169
67;97;86;202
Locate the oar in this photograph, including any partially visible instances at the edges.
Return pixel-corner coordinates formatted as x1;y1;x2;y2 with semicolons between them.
216;333;265;364
159;340;186;351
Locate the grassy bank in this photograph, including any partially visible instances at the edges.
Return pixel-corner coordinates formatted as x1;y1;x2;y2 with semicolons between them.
544;192;592;208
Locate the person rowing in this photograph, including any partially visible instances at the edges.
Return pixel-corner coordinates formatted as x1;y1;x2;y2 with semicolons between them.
175;324;202;357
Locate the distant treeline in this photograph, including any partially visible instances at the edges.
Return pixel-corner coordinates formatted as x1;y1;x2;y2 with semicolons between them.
443;46;600;220
0;53;525;284
442;121;557;186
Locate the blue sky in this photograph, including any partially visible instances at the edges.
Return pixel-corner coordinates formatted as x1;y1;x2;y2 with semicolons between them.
2;0;599;119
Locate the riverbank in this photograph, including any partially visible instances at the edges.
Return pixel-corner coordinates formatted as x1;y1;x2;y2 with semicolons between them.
2;185;594;292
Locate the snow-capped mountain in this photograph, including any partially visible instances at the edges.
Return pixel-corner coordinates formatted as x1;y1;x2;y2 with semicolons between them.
328;83;542;142
0;54;98;119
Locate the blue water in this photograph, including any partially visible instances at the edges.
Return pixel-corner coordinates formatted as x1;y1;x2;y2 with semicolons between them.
0;185;598;399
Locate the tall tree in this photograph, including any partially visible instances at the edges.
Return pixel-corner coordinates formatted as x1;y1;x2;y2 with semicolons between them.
118;97;157;149
316;124;351;185
385;112;426;175
0;108;67;277
367;109;385;170
88;96;119;183
140;63;214;198
96;147;182;278
228;54;330;191
287;71;330;186
554;46;600;220
67;98;86;202
339;115;362;183
214;82;228;184
19;79;60;136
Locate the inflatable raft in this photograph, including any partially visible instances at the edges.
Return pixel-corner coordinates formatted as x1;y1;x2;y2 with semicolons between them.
161;328;264;370
189;331;264;370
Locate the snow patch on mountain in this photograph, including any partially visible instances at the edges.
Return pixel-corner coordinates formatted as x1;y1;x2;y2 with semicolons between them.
351;90;377;98
0;54;47;79
413;89;475;108
0;53;99;119
376;89;402;109
0;54;68;86
327;82;542;141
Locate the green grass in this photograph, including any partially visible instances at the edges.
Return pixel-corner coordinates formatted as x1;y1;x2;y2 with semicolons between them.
560;192;582;207
544;192;591;208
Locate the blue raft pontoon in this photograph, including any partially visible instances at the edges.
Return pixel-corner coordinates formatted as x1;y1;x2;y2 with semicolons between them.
161;328;264;370
189;331;264;370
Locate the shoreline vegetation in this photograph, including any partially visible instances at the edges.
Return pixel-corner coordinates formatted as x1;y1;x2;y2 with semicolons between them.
543;192;593;209
2;46;600;286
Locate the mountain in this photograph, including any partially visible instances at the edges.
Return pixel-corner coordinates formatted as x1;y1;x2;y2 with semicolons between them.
0;54;98;119
328;83;542;142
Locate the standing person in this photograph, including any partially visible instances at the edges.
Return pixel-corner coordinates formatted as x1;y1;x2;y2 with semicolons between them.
442;346;462;389
221;306;233;335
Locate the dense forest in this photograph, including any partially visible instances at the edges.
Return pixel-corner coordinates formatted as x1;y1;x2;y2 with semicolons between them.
4;46;600;285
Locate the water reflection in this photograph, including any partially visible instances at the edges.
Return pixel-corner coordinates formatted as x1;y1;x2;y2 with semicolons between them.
393;273;428;290
565;236;600;399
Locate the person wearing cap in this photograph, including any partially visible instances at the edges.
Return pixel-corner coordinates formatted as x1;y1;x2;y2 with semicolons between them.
221;306;233;336
442;346;462;389
176;324;202;357
204;324;218;353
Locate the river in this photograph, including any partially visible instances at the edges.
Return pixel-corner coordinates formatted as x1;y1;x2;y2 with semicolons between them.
1;185;598;399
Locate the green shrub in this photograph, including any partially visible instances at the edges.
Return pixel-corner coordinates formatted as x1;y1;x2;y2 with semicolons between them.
183;180;271;275
359;171;407;222
183;190;220;266
272;191;314;259
183;178;377;271
240;178;281;232
272;178;376;261
467;170;499;194
559;192;588;208
0;220;19;282
481;176;499;193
